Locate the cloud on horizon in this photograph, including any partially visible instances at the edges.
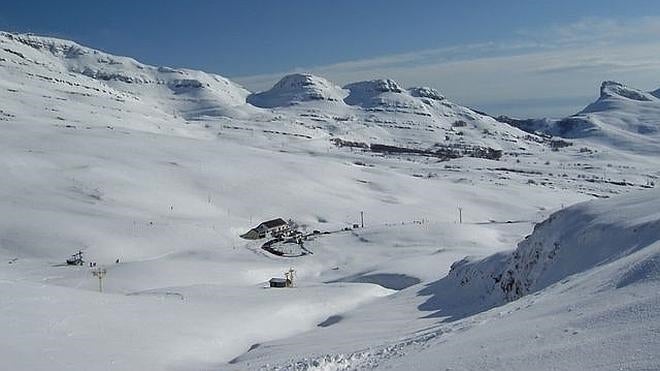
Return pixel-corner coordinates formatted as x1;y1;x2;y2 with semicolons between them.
233;17;660;118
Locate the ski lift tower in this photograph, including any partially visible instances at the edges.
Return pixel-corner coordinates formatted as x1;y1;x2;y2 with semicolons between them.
92;267;107;293
285;268;295;288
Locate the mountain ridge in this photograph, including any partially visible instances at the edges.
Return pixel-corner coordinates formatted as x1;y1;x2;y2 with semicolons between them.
6;31;658;155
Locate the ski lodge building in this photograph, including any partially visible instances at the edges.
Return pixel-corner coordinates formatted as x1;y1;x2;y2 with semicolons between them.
240;218;289;240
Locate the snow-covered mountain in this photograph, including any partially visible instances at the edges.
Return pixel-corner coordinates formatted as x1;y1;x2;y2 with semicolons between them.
500;81;660;153
559;81;660;149
0;32;257;121
0;31;546;158
1;31;659;370
247;73;347;107
344;79;411;108
3;31;658;155
251;75;545;158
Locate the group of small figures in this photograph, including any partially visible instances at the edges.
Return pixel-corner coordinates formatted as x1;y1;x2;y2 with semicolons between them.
90;258;120;267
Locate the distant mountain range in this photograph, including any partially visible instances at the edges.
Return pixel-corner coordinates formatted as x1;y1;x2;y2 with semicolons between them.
1;31;658;154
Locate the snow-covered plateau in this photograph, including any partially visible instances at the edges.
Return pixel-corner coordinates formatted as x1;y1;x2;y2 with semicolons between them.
0;32;658;370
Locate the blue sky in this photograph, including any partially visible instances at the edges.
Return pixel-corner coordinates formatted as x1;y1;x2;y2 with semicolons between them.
2;0;660;117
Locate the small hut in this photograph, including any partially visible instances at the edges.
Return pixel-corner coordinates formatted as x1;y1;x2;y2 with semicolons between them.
269;278;287;288
269;268;295;288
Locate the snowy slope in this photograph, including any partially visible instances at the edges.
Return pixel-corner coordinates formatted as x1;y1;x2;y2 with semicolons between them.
247;74;546;156
401;189;660;370
1;31;659;370
0;32;256;121
0;30;544;156
426;188;660;315
556;81;660;144
234;189;660;370
338;77;540;151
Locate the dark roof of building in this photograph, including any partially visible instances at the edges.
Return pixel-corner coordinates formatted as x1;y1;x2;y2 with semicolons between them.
269;278;287;283
261;218;287;229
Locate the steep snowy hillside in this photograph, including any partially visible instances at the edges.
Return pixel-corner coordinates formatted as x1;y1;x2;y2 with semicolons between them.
425;187;660;315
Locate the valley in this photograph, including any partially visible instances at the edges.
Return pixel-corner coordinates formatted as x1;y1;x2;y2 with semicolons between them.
0;32;658;370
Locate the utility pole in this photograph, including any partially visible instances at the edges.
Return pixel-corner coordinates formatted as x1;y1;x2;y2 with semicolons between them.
360;211;364;228
92;267;107;293
458;206;463;224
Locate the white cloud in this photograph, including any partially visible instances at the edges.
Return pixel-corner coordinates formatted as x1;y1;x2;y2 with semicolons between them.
233;16;660;118
523;16;660;46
